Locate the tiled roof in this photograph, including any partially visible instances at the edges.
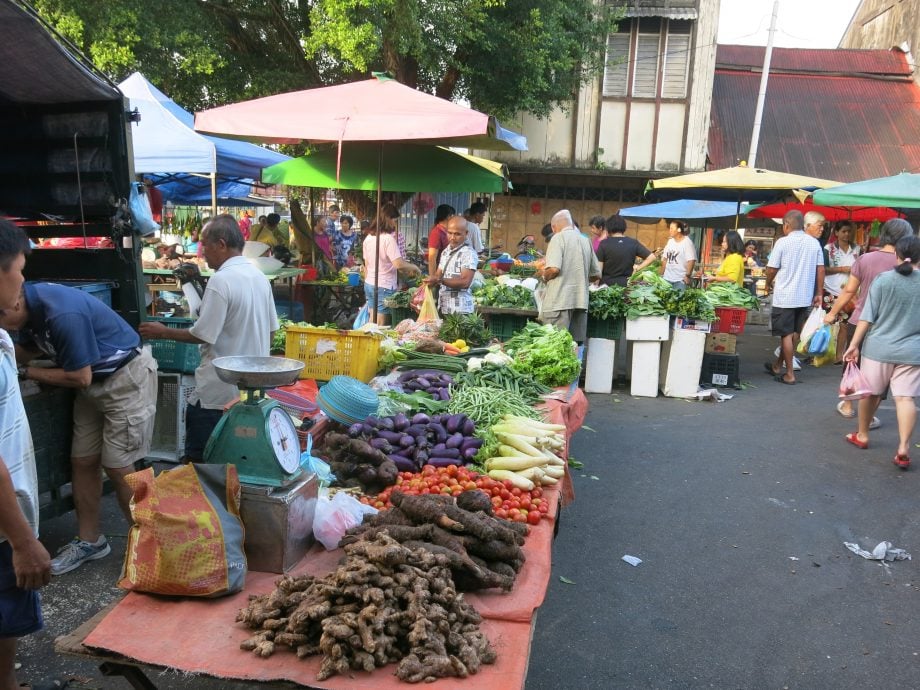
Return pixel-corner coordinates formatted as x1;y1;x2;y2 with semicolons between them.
709;45;920;181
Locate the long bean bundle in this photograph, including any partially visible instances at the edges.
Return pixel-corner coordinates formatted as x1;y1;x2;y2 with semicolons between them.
453;364;550;404
446;385;541;430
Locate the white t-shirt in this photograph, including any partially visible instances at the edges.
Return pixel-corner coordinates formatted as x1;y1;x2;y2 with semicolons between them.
661;237;697;283
0;329;38;541
465;221;484;253
189;256;280;409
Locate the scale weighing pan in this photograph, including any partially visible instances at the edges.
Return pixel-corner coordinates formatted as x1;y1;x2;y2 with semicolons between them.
212;356;304;389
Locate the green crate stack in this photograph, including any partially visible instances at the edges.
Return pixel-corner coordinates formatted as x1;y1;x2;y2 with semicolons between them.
148;316;200;373
390;306;414;324
586;317;624;339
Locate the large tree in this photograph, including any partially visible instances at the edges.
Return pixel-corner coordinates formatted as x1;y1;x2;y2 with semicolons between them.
33;0;619;119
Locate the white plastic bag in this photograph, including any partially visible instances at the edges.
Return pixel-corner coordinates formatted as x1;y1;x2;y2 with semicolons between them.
312;491;378;550
799;306;826;344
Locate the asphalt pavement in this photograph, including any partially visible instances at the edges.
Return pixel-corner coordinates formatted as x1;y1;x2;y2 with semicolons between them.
15;322;920;689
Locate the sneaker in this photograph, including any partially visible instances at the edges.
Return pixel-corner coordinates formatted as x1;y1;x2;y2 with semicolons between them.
869;417;881;430
773;348;803;371
50;536;111;575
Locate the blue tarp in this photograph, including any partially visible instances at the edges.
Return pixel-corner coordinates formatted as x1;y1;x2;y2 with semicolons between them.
119;72;289;185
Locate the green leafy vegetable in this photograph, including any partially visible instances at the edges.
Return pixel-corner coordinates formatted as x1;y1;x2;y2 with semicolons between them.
704;283;760;309
473;282;536;309
504;323;581;387
662;288;716;321
438;313;491;346
588;285;627;320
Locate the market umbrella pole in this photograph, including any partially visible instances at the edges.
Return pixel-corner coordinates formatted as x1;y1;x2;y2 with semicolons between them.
371;144;383;324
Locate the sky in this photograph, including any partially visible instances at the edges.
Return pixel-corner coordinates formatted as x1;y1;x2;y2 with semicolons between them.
718;0;862;48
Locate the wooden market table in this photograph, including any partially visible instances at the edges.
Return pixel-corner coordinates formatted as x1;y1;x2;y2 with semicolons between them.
55;389;587;689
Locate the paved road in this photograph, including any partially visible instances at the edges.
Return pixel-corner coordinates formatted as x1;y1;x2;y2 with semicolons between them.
16;323;920;689
526;325;920;689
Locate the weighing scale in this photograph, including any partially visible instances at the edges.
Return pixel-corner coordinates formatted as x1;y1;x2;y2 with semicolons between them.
204;356;307;487
204;356;319;573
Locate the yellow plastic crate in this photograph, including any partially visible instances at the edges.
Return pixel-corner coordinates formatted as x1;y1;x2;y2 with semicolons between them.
284;326;381;382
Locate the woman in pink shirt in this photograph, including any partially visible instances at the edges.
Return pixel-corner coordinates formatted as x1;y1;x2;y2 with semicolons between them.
362;204;421;325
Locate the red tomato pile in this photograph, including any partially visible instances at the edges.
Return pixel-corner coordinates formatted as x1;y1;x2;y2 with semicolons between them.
359;464;549;525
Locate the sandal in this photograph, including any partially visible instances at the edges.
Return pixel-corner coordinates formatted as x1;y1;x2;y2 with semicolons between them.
893;454;910;470
763;362;780;376
845;432;868;450
836;401;856;419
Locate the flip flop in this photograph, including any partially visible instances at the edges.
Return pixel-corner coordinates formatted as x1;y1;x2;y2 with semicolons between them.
893;454;910;470
773;374;796;385
763;362;779;376
845;432;868;450
836;401;856;419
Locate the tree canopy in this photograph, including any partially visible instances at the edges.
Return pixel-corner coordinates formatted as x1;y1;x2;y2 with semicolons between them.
33;0;620;120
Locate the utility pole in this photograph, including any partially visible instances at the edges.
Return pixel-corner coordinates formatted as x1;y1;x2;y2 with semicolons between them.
747;0;779;167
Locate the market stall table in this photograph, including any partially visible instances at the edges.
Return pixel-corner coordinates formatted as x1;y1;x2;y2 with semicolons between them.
55;388;587;689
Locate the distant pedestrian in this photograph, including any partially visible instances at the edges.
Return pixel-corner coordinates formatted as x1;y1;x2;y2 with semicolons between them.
764;210;825;384
427;204;456;276
842;235;920;469
588;215;608;252
659;219;696;291
537;209;600;343
463;203;486;254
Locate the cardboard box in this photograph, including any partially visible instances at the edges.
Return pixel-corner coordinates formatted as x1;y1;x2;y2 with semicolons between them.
705;333;737;354
673;316;713;333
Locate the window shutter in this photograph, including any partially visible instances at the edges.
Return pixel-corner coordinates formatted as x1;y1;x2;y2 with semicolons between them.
632;33;659;97
603;33;630;97
662;33;690;98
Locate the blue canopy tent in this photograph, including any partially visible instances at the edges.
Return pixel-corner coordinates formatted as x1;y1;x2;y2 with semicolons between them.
618;199;759;226
119;72;289;211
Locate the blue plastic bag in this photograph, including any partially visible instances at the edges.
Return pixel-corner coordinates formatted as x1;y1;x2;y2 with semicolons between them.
808;324;831;355
129;182;160;235
353;303;370;329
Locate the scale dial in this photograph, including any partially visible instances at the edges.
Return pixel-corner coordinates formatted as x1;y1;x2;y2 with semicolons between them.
267;407;301;474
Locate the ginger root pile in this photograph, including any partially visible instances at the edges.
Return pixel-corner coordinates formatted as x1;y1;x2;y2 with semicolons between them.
238;532;497;683
340;491;528;592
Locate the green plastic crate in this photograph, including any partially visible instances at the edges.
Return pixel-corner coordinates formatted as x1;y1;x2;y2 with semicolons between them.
586;317;624;340
389;306;414;324
148;317;200;373
486;312;532;341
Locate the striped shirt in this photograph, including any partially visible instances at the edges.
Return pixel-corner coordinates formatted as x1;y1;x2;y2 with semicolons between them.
437;244;478;314
767;231;824;308
0;330;38;541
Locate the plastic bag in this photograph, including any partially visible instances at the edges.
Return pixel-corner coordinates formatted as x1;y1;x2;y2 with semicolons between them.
799;306;826;344
410;284;427;313
353;303;370;329
812;323;838;366
808;324;832;355
128;182;161;236
839;361;872;400
313;491;378;550
119;464;246;597
417;286;439;323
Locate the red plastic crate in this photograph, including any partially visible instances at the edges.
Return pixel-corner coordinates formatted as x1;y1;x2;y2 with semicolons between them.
713;307;747;335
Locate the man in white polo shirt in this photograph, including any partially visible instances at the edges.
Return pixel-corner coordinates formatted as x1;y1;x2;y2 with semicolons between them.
140;214;279;459
765;210;825;385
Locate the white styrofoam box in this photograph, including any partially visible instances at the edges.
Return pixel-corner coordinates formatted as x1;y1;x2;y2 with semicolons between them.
659;329;706;397
630;341;661;397
625;315;670;341
148;372;195;462
584;338;616;394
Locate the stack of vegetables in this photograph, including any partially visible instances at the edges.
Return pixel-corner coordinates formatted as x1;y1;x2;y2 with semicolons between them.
504;323;581;388
482;415;566;490
624;270;673;320
472;282;536;310
588;285;628;321
704;282;760;309
662;287;716;321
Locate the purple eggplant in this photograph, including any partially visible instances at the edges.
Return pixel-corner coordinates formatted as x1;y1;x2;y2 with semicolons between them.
444;414;464;434
411;413;430;426
414;450;429;465
427;423;448;444
348;423;364;438
376;429;404;445
434;447;460;459
431;442;447;454
460;437;484;452
427;457;460;468
365;415;381;428
398;434;415;448
377;416;395;432
461;447;479;461
388;454;417;472
405;424;427;437
369;438;393;453
445;432;464;450
430;414;443;425
461;417;475;436
393;413;410;431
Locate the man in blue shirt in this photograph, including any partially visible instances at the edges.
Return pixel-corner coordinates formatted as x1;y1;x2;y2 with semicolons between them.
0;282;158;575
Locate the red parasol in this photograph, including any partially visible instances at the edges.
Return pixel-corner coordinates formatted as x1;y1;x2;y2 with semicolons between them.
746;198;900;222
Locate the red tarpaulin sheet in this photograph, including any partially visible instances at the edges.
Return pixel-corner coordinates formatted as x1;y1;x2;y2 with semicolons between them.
81;388;588;687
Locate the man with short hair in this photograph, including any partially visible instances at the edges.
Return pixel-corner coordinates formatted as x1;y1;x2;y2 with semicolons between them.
537;209;600;343
427;216;478;315
0;220;50;689
251;212;289;249
464;203;486;254
765;210;825;384
0;270;159;577
140;214;279;460
326;204;341;234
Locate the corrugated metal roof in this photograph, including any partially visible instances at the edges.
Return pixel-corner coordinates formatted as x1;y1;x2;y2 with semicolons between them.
617;0;698;19
709;47;920;182
716;45;911;77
